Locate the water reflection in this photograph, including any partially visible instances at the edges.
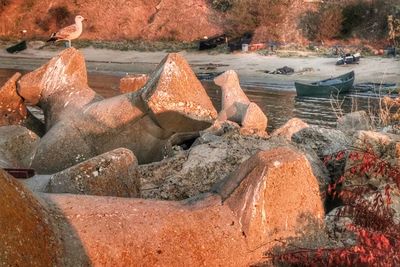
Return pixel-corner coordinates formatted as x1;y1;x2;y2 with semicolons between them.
0;68;393;132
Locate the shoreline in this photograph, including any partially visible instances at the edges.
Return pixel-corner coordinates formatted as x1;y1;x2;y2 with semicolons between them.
0;46;399;91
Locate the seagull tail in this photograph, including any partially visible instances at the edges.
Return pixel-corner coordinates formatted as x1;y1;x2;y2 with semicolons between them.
46;33;58;43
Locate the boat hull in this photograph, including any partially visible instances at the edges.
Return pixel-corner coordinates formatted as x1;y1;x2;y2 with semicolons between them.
295;71;355;97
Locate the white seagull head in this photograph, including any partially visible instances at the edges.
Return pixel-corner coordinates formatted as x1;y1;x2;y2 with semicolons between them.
75;15;86;23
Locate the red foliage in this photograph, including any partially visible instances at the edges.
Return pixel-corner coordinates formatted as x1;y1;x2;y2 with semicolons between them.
264;146;400;266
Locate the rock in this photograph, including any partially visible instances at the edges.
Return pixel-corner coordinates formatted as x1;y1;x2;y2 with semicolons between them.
214;70;251;123
292;126;351;157
139;129;328;201
18;48;103;130
0;169;59;266
216;147;324;250
241;102;268;132
0;125;39;168
138;130;279;200
20;49;216;173
141;53;217;132
44;148;140;197
344;131;400;186
337;111;372;135
0;73;27;126
325;207;356;246
271;118;309;140
0;146;324;266
119;74;148;94
214;70;268;132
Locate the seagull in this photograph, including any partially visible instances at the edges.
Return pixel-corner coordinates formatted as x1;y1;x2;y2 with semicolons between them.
47;15;86;48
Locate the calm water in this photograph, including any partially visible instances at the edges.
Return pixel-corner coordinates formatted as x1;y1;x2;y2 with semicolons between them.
0;68;388;131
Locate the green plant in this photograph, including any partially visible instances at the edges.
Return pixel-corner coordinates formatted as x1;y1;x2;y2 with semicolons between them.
49;6;72;28
341;0;397;40
223;0;295;38
299;3;343;41
260;146;400;266
35;5;73;32
209;0;233;12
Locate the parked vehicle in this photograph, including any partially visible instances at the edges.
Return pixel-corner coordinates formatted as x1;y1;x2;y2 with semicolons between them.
336;53;361;65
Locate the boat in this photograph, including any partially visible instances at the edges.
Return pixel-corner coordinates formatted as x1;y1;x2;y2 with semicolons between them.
199;35;227;50
6;41;27;53
295;71;355;97
353;82;399;94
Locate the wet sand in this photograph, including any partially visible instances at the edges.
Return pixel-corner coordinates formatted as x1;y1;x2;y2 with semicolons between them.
0;46;399;91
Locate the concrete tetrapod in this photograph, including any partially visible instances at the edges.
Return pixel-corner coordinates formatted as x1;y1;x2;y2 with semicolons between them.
214;70;268;132
0;73;44;136
0;147;324;266
23;148;140;197
17;48;217;173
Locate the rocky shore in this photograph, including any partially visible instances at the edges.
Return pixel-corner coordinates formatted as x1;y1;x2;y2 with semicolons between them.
0;48;399;266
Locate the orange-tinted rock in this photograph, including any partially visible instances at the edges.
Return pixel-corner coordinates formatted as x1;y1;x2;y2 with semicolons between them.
214;70;251;123
44;193;252;266
218;147;324;250
272;118;309;140
141;53;217;132
241;102;268;132
18;48;102;129
28;50;218;173
0;72;27;126
0;125;39;168
46;148;140;197
0;147;324;265
119;74;149;94
0;169;60;266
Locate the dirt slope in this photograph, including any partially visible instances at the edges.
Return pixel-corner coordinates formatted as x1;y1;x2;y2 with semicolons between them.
0;0;222;41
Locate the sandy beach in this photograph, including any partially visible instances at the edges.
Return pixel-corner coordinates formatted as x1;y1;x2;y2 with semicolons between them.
0;46;399;91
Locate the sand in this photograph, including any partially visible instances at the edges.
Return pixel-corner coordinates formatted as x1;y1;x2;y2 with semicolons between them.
0;45;399;91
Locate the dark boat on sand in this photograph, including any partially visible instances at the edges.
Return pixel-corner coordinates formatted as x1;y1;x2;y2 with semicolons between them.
6;41;27;53
295;71;355;97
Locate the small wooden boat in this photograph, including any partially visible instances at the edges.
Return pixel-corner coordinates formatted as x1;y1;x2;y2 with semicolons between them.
6;41;27;53
199;35;227;50
295;71;355;97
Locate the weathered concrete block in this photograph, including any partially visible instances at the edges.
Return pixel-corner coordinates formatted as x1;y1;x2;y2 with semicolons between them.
272;118;309;140
18;49;216;173
141;53;217;132
241;102;268;131
214;70;268;132
217;147;324;249
0;146;324;266
0;73;27;126
45;148;140;197
119;74;149;94
0;169;59;266
0;125;39;168
214;70;250;123
18;48;102;130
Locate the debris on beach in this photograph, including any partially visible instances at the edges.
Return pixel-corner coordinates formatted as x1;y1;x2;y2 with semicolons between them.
264;66;295;75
